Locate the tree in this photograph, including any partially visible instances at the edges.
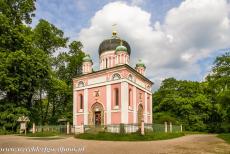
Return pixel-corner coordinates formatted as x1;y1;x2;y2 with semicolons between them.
153;79;211;131
33;19;68;55
0;0;36;25
54;41;85;84
206;52;230;132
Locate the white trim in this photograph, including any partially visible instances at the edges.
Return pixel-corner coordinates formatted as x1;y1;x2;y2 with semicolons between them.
111;110;121;112
74;78;152;94
75;112;87;116
106;84;111;124
121;82;129;124
133;86;137;123
83;89;88;125
150;94;153;123
144;92;147;123
113;105;119;110
73;91;77;126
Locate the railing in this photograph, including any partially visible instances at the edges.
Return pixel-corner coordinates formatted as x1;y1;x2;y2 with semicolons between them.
81;123;182;134
36;125;67;133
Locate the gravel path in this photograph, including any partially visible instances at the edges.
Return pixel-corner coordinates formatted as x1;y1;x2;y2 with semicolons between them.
0;134;229;154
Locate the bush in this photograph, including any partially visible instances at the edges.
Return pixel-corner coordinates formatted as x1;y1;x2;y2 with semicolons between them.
75;132;184;141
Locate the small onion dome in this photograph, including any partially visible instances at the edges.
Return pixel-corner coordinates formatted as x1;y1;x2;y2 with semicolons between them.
115;45;127;53
83;54;92;63
136;59;146;68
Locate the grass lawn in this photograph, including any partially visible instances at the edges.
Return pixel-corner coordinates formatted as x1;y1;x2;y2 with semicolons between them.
75;132;184;141
217;133;230;144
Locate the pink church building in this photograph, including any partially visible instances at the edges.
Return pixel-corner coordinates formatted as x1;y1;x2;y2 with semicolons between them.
73;31;153;132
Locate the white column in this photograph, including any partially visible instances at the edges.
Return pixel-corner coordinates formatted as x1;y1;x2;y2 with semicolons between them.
144;92;147;123
133;86;137;123
106;85;111;124
83;89;88;125
73;91;77;126
150;94;153;123
121;82;129;124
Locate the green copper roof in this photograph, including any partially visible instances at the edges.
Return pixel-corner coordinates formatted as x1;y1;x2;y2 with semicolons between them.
136;59;146;68
83;54;92;62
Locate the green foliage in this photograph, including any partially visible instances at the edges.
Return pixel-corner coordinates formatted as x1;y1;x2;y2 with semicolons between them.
0;0;36;25
0;101;29;131
217;133;230;144
54;41;85;84
154;52;230;133
75;132;184;141
0;0;84;131
33;19;68;55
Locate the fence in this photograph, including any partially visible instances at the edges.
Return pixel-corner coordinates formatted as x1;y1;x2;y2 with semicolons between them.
83;124;140;134
75;123;182;134
31;122;182;134
36;125;67;134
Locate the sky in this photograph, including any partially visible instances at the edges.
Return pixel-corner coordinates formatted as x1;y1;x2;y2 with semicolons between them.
32;0;230;90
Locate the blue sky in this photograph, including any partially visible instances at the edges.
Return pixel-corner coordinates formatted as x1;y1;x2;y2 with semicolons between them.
32;0;230;90
32;0;182;38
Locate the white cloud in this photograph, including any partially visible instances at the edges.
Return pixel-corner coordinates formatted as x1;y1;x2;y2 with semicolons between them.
131;0;145;6
77;0;230;90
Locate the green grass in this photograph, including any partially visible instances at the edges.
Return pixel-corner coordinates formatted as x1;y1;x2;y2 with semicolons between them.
217;133;230;144
0;129;15;135
75;132;184;141
26;131;61;137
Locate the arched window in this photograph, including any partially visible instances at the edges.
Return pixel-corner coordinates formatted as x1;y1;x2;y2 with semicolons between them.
78;81;84;87
112;73;121;80
115;88;119;106
129;89;132;106
106;58;108;68
80;94;83;109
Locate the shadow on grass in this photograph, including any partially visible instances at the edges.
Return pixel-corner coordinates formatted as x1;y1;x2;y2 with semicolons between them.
217;133;230;144
75;132;185;141
17;132;72;140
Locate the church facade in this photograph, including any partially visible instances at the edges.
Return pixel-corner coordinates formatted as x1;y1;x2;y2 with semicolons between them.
73;31;153;129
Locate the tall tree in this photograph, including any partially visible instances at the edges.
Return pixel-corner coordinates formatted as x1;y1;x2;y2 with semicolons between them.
33;19;68;55
206;52;230;132
0;0;36;25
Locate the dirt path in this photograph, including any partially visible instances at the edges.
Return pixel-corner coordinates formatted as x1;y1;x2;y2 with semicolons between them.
0;134;229;154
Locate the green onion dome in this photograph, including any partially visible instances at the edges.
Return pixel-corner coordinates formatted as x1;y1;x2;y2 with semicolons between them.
136;59;146;68
115;45;127;52
83;54;92;63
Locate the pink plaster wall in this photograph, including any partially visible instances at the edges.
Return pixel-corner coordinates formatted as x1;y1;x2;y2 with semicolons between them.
88;86;107;111
128;112;133;123
111;112;121;124
77;115;84;125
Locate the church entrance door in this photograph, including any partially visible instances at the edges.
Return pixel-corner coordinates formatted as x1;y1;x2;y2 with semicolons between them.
95;111;101;126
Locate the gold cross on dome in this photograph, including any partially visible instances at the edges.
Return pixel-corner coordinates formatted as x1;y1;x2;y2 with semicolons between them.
112;24;117;36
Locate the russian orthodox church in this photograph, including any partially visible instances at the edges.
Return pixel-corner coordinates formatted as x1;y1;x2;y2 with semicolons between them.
73;31;153;131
